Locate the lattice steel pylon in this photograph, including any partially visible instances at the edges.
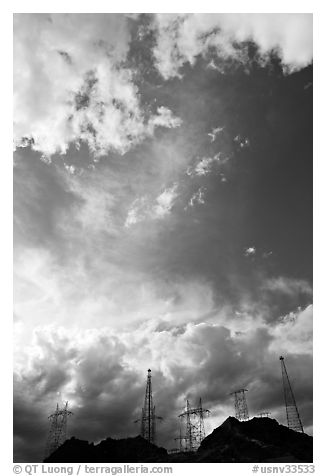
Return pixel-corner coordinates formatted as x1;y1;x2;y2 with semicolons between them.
178;398;210;452
279;356;304;432
230;389;249;421
44;401;73;459
137;369;162;445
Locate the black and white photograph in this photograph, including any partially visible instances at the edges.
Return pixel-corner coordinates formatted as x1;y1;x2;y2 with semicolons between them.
12;8;315;469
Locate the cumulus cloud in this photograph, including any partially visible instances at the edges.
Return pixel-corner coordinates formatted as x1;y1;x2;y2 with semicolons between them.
269;305;313;355
194;156;218;176
14;302;313;461
153;14;312;79
14;14;181;158
148;106;182;131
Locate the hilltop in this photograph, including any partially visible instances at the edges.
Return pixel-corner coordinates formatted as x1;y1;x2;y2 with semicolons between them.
44;416;313;463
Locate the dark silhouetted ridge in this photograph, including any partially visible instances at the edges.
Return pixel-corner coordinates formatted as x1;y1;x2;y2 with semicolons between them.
44;417;312;463
44;435;168;463
196;416;312;462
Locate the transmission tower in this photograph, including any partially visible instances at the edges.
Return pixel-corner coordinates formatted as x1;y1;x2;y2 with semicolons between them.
178;398;210;452
44;401;72;458
279;356;304;432
136;369;162;445
230;389;249;421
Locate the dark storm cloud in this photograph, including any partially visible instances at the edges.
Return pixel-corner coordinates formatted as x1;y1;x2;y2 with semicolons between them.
14;304;312;461
13;397;49;462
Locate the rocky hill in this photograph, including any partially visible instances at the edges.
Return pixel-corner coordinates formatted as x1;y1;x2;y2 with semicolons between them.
44;416;312;463
195;416;312;462
44;435;168;463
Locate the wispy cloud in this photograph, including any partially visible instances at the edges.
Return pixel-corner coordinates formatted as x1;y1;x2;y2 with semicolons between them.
187;187;206;208
153;184;179;218
261;277;312;298
208;126;224;142
234;134;250;149
124;197;149;228
125;184;179;227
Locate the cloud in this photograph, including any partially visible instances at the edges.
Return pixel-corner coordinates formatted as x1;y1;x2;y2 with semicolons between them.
124;184;179;227
234;134;250;149
124;197;149;228
14;303;313;461
152;14;312;79
148;106;182;130
194;157;218;176
208;126;224;142
187;187;206;208
59;168;122;236
187;153;228;177
14;14;181;158
13;17;313;462
262;277;312;298
269;305;313;355
153;184;179;218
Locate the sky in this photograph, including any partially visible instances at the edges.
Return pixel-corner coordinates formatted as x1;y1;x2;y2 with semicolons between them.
13;13;313;462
